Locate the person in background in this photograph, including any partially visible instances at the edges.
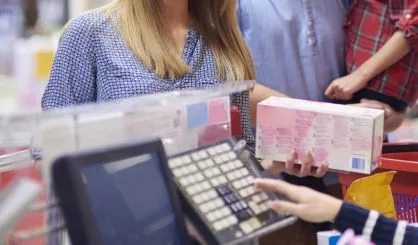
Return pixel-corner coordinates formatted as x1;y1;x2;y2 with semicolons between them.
325;0;418;133
237;2;349;242
42;0;263;149
237;0;409;243
255;178;418;245
22;0;38;30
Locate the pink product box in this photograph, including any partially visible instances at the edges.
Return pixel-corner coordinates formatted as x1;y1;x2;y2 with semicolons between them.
255;97;385;174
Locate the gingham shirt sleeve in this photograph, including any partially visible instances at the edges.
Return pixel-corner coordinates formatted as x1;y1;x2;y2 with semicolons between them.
389;0;418;52
41;15;97;111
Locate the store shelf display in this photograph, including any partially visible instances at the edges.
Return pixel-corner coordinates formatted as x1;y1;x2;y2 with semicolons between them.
0;80;255;245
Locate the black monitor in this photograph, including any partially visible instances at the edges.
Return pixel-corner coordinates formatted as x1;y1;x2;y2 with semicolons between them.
52;137;190;245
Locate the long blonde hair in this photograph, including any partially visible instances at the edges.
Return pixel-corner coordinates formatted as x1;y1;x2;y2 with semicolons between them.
104;0;255;80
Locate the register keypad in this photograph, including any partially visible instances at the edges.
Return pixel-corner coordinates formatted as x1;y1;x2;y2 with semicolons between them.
168;141;283;238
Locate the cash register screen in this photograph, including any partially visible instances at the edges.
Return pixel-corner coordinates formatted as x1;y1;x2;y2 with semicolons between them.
80;153;183;245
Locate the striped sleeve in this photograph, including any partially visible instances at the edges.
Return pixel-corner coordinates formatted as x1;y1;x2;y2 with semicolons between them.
335;202;418;245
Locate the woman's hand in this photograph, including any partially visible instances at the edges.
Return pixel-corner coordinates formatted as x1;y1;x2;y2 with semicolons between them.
354;99;405;132
260;150;329;178
325;72;368;100
255;178;343;223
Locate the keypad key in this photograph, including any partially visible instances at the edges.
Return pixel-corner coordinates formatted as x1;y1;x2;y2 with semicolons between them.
237;210;252;222
232;180;242;190
207;201;216;211
198;150;208;159
204;169;213;178
259;200;271;212
220;153;229;162
200;203;209;213
249;201;261;215
202;181;211;191
232;170;242;179
239;221;253;234
226;162;235;171
205;159;215;167
259;193;269;201
194;184;203;194
181;155;192;164
213;221;224;231
216;186;232;196
236;202;244;210
220;207;232;217
200;194;209;203
247;186;256;196
233;160;244;168
227;172;237;181
189;165;199;173
212;167;221;176
186;186;197;195
231;203;240;213
168;158;181;168
220;143;231;152
239;188;249;198
247;217;262;230
214;156;223;164
210;178;220;187
191;152;201;161
229;194;239;204
224;195;234;205
208;146;218;156
207;213;216;222
214;210;223;220
218;176;227;184
197;161;207;170
246;175;255;185
219;219;230;229
220;164;229;173
188;175;198;184
207;190;218;199
227;151;237;160
240;201;248;209
215;145;226;154
213;198;225;208
172;169;183;177
227;215;238;226
253;195;261;203
193;195;204;204
240;168;250;176
182;166;190;175
195;173;204;182
179;177;189;186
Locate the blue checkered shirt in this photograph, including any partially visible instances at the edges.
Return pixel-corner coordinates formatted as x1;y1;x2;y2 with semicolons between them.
42;11;255;151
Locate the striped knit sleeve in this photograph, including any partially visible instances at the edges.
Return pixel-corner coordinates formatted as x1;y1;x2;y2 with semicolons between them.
335;202;418;245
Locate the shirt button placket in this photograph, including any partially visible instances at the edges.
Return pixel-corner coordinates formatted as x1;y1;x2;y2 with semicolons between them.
303;0;317;55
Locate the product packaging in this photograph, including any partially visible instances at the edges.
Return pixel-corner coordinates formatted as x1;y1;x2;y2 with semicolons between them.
256;97;384;174
317;231;341;245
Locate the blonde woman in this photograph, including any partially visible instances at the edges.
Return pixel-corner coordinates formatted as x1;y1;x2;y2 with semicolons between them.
42;0;260;149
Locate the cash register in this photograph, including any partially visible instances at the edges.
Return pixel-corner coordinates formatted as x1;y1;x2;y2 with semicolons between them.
52;137;296;245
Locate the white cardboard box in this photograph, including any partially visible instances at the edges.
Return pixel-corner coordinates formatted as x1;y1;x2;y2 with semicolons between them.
256;97;384;174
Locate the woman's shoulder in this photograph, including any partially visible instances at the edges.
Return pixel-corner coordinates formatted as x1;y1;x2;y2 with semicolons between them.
61;10;112;42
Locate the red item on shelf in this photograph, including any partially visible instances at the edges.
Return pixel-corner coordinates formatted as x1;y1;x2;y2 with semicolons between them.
230;106;242;137
0;149;46;245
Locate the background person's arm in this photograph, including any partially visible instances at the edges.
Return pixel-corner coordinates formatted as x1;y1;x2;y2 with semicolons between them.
325;31;411;100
